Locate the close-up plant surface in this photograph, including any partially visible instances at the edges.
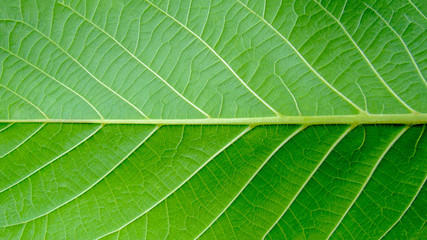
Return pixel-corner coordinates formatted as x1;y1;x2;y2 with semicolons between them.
0;0;426;239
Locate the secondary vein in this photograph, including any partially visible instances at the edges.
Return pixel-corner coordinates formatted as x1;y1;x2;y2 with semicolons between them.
145;0;282;117
57;2;210;118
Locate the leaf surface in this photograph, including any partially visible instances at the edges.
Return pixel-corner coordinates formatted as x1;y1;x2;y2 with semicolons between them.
0;0;426;239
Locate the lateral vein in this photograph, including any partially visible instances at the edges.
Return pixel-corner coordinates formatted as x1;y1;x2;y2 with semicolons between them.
57;2;210;118
0;124;103;193
313;0;416;113
326;126;409;239
95;126;253;239
145;0;282;117
364;3;426;86
0;125;159;228
408;0;427;20
0;19;145;119
0;84;49;119
0;123;14;133
195;125;306;239
379;176;427;239
263;125;354;239
237;0;366;114
0;123;46;158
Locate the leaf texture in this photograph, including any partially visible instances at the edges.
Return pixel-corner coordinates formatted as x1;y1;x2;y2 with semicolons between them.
0;0;426;239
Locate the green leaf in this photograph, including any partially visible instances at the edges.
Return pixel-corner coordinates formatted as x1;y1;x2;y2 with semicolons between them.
0;0;426;239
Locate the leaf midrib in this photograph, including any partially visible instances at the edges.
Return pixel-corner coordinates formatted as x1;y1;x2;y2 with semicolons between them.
2;113;427;125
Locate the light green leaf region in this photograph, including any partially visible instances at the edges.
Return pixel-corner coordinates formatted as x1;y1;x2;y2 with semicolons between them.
0;0;426;239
